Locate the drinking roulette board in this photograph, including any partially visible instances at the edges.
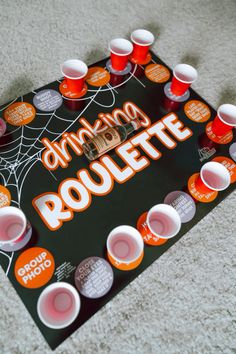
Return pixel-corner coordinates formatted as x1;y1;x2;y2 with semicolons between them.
0;51;235;349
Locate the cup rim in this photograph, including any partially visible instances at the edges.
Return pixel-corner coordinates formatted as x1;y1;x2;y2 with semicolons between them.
0;206;27;245
109;38;133;56
173;63;198;84
37;282;81;329
146;204;181;239
61;59;88;80
106;225;144;264
131;29;155;46
200;161;231;191
217;104;236;127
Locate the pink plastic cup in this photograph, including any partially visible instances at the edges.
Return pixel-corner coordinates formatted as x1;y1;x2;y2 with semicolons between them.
109;38;133;71
195;161;230;194
61;59;88;93
37;282;81;329
0;206;30;250
131;29;154;62
211;104;236;136
170;64;198;96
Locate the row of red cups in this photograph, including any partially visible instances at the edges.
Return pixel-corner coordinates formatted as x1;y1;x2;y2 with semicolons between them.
61;29;155;95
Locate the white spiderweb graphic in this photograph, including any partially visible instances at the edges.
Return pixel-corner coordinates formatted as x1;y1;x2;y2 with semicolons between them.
0;63;143;274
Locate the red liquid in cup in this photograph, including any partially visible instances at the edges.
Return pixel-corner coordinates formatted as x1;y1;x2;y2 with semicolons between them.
0;215;24;243
41;289;74;323
110;233;138;260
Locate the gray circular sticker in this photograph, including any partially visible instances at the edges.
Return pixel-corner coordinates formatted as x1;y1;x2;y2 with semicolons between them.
229;142;236;162
75;257;114;299
164;191;196;223
33;89;62;112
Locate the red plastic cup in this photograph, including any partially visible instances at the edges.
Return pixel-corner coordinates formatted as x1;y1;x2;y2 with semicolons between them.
170;64;198;96
146;204;181;240
211;104;236;136
61;59;88;93
106;225;144;271
195;161;230;194
131;29;154;62
109;38;133;71
0;206;29;250
37;282;81;329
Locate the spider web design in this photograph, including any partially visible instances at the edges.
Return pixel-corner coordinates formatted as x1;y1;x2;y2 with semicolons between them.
0;63;143;274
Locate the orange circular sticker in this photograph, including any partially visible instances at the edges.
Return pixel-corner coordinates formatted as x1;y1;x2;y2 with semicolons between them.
184;100;211;123
107;251;143;271
145;64;170;83
86;67;110;87
205;121;233;144
130;52;152;65
14;247;55;288
213;156;236;183
4;102;36;126
137;212;168;246
188;173;218;203
59;81;88;99
0;185;11;208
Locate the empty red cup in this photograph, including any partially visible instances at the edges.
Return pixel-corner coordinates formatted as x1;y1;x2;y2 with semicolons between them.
170;64;198;96
195;161;230;194
109;38;133;71
131;29;154;62
211;104;236;136
61;59;88;93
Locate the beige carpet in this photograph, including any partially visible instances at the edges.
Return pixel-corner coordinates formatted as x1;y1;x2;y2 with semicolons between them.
0;0;236;353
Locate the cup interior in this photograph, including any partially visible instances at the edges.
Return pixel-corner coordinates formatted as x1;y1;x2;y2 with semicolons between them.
0;207;26;243
61;59;88;80
131;29;154;46
174;64;198;83
218;104;236;126
200;161;230;191
147;204;181;239
107;226;143;263
109;38;133;56
37;283;80;329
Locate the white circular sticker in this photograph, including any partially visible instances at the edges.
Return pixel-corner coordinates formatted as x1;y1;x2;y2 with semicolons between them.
33;89;62;112
164;191;196;223
229;142;236;162
75;257;114;299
